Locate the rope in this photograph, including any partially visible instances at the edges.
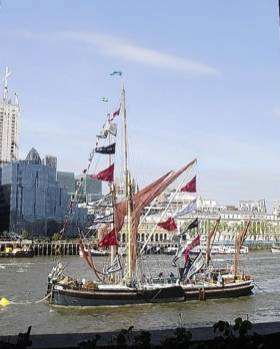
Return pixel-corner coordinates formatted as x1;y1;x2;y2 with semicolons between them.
10;292;51;305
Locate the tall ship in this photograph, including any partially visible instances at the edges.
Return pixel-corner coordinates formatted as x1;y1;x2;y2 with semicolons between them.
47;76;253;307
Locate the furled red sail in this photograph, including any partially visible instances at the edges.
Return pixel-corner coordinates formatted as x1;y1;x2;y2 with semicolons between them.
181;176;196;192
157;217;177;231
99;229;118;248
114;171;173;234
130;159;197;272
91;164;114;182
78;239;104;281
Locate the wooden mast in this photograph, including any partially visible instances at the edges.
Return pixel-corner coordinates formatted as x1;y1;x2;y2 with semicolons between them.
233;220;251;277
205;217;220;266
121;83;133;282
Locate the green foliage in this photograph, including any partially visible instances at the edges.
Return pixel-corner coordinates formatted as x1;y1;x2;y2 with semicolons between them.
52;232;62;241
134;330;151;348
21;230;30;240
162;327;192;348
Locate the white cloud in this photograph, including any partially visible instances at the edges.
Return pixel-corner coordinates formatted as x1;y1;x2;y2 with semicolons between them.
18;30;220;77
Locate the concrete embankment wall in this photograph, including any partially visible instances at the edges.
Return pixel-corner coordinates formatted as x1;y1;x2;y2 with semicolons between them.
1;321;280;348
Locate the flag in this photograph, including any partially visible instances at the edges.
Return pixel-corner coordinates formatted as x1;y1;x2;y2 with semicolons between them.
101;97;108;102
98;229;118;248
186;251;204;279
110;107;121;121
173;199;197;218
94;213;114;224
96;129;108;139
180;218;199;235
110;71;122;76
172;255;179;268
95;143;116;155
91;164;114;182
107;122;117;136
183;235;200;263
106;255;122;274
157;217;177;231
181;176;196;192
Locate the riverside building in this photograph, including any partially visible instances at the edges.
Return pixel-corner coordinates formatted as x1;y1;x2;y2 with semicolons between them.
0;148;87;236
0;67;20;163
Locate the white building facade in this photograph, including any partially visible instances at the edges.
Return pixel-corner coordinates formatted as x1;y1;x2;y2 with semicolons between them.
0;67;20;164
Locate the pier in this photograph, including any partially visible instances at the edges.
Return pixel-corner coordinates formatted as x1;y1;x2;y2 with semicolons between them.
0;240;80;256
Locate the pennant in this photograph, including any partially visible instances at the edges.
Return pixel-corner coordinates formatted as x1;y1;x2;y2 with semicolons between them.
157;217;177;231
172;254;179;267
110;71;122;76
98;229;118;248
183;235;200;263
107;122;117;136
180;218;199;236
186;251;204;279
94;214;114;224
95;143;116;155
91;164;114;182
97;129;108;139
110;107;120;121
106;255;122;274
173;199;197;219
181;176;196;193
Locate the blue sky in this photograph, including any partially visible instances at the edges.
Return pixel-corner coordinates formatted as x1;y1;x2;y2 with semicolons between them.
1;0;280;205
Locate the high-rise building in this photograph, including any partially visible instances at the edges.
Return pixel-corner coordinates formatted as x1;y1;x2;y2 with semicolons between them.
57;171;75;196
75;174;102;202
0;148;87;237
0;67;20;164
45;155;57;170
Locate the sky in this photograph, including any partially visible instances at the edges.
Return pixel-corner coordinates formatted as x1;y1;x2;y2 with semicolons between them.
1;0;280;206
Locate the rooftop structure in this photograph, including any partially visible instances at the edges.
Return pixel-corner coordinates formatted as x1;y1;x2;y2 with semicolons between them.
0;67;20;163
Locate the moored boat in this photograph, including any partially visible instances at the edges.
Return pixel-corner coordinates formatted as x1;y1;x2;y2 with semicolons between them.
0;245;34;258
271;244;280;253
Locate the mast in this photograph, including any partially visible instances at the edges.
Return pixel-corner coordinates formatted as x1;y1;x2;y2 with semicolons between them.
233;220;251;277
121;83;133;282
205;217;220;266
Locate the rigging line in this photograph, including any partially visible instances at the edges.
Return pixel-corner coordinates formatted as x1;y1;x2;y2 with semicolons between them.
139;162;197;255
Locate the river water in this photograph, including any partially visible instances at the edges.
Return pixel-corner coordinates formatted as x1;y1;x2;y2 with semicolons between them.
0;251;279;335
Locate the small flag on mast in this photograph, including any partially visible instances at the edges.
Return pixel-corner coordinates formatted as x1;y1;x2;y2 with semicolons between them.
99;229;118;248
157;217;177;231
110;71;122;76
91;164;114;182
181;176;196;193
95;143;116;155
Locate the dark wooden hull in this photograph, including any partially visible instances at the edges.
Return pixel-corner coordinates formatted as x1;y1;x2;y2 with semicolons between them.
183;281;254;300
50;285;186;307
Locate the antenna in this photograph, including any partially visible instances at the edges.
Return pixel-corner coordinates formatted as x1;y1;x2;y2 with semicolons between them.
3;66;11;102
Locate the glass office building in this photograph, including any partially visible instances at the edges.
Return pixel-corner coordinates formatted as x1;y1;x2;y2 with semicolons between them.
0;148;87;237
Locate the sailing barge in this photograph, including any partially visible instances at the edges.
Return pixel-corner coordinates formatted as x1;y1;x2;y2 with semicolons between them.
47;79;253;307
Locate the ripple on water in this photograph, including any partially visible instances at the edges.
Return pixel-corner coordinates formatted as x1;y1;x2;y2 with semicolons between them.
0;252;279;335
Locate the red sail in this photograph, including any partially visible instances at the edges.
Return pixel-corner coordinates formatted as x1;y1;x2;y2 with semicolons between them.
99;229;118;248
183;234;200;262
114;171;173;234
181;176;196;192
91;164;114;182
130;159;197;271
157;217;177;231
